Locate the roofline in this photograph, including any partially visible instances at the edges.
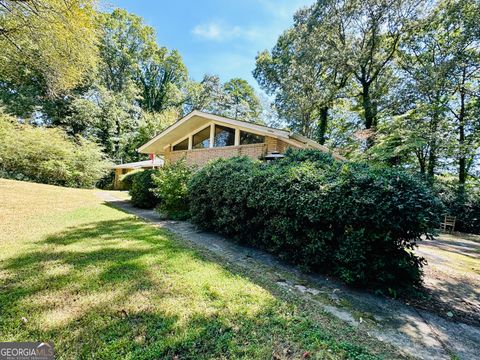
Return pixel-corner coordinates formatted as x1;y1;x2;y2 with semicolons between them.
112;159;164;169
137;110;290;153
137;110;346;161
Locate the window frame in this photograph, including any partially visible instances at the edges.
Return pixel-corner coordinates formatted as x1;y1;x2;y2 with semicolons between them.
239;130;265;145
213;124;236;148
172;137;189;151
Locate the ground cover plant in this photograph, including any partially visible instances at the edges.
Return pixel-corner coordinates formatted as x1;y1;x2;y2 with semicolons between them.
189;149;443;293
0;178;407;359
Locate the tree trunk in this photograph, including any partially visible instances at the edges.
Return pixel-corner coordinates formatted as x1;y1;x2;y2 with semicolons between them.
458;66;467;184
427;110;439;182
361;81;377;147
317;106;328;145
427;143;436;180
115;116;121;160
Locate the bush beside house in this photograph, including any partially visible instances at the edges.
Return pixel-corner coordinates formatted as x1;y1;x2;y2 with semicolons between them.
188;149;442;292
119;169;143;190
152;160;194;219
128;170;159;209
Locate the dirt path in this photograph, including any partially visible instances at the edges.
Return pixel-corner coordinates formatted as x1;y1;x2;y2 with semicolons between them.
416;234;480;326
98;192;480;360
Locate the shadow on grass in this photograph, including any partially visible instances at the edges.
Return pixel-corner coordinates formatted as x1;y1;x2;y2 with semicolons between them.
0;216;398;359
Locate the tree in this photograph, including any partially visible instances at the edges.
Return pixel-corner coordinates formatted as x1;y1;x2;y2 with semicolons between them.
184;74;224;114
185;75;262;122
254;11;348;143
0;0;99;96
222;78;261;121
127;108;179;156
99;9;187;113
137;48;187;112
395;0;480;181
439;0;480;184
66;83;141;162
305;0;422;146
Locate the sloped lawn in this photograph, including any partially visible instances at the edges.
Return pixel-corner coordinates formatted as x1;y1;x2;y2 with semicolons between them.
0;179;404;359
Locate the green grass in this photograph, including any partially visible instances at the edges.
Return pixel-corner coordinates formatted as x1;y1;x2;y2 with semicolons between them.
0;179;404;359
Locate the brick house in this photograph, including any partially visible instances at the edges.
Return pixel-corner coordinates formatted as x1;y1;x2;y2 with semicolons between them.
138;110;343;166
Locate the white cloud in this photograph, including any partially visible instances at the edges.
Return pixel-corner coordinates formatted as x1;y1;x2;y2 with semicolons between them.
192;22;260;42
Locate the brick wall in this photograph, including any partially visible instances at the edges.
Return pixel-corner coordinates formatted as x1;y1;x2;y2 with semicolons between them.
166;143;266;166
163;136;300;167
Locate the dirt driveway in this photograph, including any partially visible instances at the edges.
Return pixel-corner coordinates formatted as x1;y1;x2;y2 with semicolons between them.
416;233;480;326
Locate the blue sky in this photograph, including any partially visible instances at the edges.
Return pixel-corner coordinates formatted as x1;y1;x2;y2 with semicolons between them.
110;0;314;92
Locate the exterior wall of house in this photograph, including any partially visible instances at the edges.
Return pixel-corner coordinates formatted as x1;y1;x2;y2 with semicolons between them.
113;168;133;190
164;136;298;167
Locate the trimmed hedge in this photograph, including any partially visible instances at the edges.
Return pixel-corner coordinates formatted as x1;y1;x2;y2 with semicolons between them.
119;169;142;190
188;149;442;292
129;169;159;209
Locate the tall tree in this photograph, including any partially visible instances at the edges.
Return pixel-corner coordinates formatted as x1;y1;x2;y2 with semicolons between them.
66;83;141;162
254;11;348;143
99;9;187;112
222;78;262;121
0;0;99;118
397;0;480;181
440;0;480;184
306;0;422;145
184;74;224;114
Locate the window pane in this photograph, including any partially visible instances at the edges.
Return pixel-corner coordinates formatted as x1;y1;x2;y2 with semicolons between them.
173;138;188;151
240;131;265;145
214;125;235;147
193;126;211;149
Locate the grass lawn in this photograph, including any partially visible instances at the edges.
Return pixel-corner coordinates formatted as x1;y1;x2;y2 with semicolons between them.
0;179;404;359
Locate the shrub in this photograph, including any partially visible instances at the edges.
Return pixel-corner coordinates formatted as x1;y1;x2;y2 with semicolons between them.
96;171;115;190
188;150;442;292
435;178;480;234
129;169;159;209
0;111;111;188
152;160;194;220
119;169;142;190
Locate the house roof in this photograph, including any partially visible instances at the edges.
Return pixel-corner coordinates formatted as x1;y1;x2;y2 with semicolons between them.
112;158;164;170
138;110;344;160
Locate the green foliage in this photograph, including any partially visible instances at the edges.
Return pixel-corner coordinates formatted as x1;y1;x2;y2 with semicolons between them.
152;160;194;220
435;178;480;234
185;75;264;123
222;78;262;122
98;9;188;110
189;150;442;291
0;0;99;96
119;169;143;190
129;170;159;209
96;170;115;190
0;111;111;188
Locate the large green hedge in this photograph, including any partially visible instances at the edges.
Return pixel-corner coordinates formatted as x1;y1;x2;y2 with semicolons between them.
188;149;442;292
